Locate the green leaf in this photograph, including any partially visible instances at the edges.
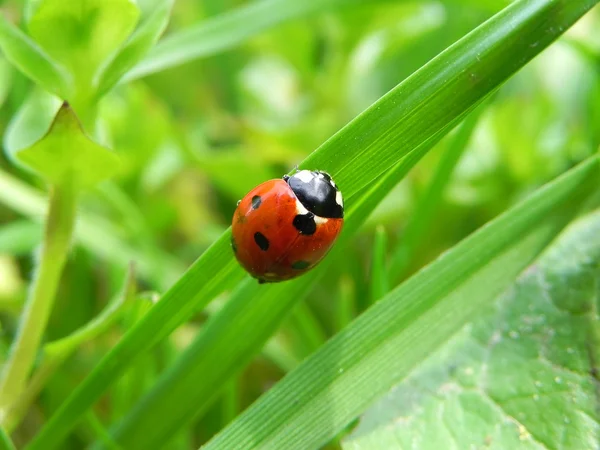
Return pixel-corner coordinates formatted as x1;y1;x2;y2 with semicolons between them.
342;210;600;450
27;0;598;448
125;0;362;81
0;14;70;97
3;88;61;168
17;102;120;190
388;103;484;281
206;155;600;450
27;0;139;88
98;127;443;450
369;226;389;304
95;0;174;97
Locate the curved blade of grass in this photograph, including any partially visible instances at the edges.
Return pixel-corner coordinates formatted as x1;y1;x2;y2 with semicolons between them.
388;103;485;281
205;155;600;450
124;0;361;81
27;0;598;448
97;121;447;450
342;210;600;450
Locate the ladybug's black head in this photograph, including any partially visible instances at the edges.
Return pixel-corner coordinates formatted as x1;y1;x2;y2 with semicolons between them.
285;170;344;218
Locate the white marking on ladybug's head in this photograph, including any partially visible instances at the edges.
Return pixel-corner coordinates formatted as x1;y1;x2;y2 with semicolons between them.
296;199;309;216
294;170;314;183
330;180;337;188
295;199;328;225
336;190;343;207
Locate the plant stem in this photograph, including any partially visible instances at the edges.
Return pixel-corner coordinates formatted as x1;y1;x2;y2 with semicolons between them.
0;182;77;419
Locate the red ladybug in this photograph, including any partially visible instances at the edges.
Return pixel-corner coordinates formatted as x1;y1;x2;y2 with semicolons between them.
231;170;344;283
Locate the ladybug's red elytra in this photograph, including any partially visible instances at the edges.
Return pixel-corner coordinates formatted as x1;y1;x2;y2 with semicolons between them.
231;170;344;283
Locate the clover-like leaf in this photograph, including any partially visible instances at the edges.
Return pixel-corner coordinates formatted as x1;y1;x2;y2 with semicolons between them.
17;102;120;190
342;211;600;450
27;0;139;88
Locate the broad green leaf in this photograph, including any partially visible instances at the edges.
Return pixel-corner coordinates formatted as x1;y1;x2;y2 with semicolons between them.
27;0;139;88
125;0;363;81
27;1;598;448
0;14;70;97
206;155;600;450
17;102;120;190
3;88;61;168
342;210;600;450
95;0;174;97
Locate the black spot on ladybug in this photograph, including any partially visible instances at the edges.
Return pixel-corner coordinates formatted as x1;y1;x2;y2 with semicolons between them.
293;213;316;235
231;236;237;253
251;195;262;210
254;232;269;251
291;260;310;270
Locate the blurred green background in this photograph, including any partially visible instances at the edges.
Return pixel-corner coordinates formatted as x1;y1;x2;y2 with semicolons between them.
0;0;599;448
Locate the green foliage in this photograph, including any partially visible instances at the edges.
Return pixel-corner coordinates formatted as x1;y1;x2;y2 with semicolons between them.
17;103;120;189
27;0;139;84
206;156;599;450
0;0;598;449
343;210;600;449
0;15;70;97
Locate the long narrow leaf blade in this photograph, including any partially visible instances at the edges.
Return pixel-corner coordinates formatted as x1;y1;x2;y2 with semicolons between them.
98;120;445;450
27;0;598;448
205;155;600;450
0;15;70;98
96;0;174;96
125;0;361;81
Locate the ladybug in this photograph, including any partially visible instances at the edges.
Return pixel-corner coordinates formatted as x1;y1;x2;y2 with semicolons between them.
231;170;344;283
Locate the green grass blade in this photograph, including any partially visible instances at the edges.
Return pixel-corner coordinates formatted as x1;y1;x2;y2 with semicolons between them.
342;210;600;449
100;131;458;450
27;0;598;447
388;103;484;281
125;0;360;81
369;226;389;304
205;155;600;450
